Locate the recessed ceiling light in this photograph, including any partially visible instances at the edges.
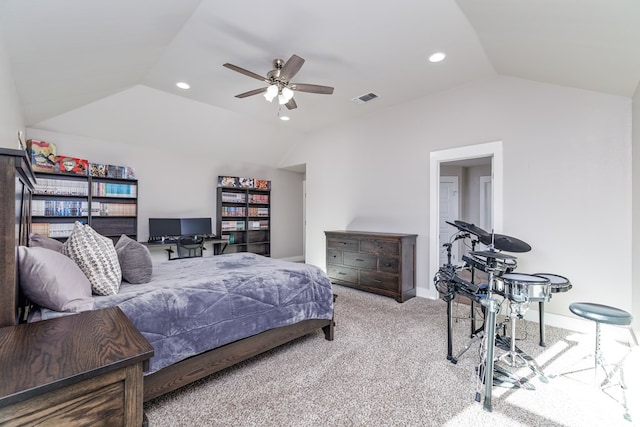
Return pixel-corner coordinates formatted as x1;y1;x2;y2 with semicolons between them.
279;115;290;121
176;82;190;90
429;52;446;63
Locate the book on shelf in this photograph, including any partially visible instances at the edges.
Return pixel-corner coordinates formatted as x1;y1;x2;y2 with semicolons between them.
221;206;246;217
221;220;245;231
34;177;89;196
221;192;247;203
92;202;137;217
248;207;269;217
91;182;137;198
31;200;89;217
32;222;75;238
248;220;269;231
248;194;269;204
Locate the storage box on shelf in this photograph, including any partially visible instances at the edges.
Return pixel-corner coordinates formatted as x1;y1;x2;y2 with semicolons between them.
216;181;270;257
324;230;417;302
32;172;138;241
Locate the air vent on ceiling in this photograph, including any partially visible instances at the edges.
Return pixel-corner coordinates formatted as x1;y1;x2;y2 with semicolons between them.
352;92;379;104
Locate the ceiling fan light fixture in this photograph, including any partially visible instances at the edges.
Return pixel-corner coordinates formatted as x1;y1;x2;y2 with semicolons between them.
264;84;278;102
282;87;294;101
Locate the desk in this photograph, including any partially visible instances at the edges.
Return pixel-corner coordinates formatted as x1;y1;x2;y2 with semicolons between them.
143;238;227;259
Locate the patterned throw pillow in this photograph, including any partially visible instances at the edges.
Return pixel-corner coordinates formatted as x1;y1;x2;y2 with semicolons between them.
62;222;122;295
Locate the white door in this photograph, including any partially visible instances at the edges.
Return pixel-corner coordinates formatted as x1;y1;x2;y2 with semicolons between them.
439;176;459;266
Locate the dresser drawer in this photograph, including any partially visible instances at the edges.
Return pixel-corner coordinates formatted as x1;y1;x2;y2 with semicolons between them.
360;271;398;292
343;251;377;270
360;239;400;256
327;237;359;252
327;265;358;284
326;249;342;265
378;257;399;274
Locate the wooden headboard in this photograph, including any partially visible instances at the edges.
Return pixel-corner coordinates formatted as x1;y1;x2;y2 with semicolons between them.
0;148;36;327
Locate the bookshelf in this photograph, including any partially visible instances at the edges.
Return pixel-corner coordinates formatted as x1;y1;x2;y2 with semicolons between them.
32;172;138;241
216;177;270;256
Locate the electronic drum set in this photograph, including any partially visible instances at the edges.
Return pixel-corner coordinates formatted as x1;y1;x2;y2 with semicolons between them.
433;220;572;412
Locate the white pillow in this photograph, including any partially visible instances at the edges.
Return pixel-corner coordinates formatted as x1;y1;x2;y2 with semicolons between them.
62;222;122;296
18;246;94;312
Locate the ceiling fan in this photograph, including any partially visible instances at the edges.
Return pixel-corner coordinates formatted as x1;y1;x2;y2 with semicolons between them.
223;54;334;110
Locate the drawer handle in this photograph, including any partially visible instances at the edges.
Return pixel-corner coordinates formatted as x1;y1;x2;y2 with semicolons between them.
355;258;364;262
332;255;337;259
374;279;382;283
385;263;392;267
338;272;347;276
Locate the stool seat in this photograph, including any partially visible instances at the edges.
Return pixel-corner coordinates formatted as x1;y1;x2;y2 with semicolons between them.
569;302;633;326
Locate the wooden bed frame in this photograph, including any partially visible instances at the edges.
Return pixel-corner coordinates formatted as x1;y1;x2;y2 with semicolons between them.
0;147;334;403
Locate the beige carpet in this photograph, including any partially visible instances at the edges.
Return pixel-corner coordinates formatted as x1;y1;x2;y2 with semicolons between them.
144;285;638;426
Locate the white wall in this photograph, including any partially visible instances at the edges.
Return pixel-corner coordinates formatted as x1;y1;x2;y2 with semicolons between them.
281;75;633;325
0;30;24;148
25;129;305;261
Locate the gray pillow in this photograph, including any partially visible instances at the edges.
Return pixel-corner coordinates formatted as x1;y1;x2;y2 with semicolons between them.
18;246;94;312
29;233;64;252
62;222;122;296
115;234;153;284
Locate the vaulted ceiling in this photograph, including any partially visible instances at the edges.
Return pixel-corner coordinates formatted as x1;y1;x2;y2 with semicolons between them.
1;0;638;163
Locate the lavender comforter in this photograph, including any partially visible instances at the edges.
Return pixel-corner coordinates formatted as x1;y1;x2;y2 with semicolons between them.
39;253;334;374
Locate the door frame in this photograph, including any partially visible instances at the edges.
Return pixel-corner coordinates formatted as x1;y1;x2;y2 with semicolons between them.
427;141;503;299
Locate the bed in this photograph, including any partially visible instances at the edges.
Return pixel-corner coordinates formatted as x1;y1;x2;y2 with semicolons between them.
0;148;334;402
32;251;335;400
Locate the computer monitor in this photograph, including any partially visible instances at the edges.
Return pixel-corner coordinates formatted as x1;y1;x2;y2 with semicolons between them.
149;218;181;238
180;218;212;237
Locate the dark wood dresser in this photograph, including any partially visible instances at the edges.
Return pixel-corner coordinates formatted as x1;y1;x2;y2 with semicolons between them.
0;307;154;426
325;230;417;302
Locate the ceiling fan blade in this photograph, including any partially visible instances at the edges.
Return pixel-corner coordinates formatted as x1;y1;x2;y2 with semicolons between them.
223;63;268;82
279;55;305;82
285;98;298;110
291;83;334;95
235;87;267;98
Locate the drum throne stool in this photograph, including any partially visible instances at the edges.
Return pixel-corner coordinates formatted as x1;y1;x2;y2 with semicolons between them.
568;302;634;422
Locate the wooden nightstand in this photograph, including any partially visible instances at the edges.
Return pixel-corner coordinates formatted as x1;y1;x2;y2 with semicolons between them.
0;307;154;426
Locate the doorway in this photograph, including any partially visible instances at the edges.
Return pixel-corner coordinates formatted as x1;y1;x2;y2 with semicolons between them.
427;141;503;299
439;176;459;266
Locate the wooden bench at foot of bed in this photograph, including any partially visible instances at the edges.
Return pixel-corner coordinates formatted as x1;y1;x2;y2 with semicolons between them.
144;317;334;401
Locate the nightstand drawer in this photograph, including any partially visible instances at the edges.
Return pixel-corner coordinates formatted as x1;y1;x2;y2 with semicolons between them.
360;239;400;256
360;271;398;292
327;237;359;252
343;251;377;269
327;265;358;284
326;249;342;265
